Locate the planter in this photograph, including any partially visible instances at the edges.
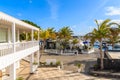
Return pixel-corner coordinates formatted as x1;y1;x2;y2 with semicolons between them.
32;62;38;72
33;65;38;72
57;66;61;70
76;63;81;73
56;61;61;70
78;68;81;73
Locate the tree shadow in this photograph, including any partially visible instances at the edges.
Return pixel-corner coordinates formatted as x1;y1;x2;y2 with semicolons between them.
65;59;97;74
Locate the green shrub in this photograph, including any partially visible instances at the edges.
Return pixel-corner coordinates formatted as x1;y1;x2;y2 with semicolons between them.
93;64;98;70
50;62;53;66
76;63;81;68
16;77;23;80
33;62;38;65
43;62;46;65
56;61;61;66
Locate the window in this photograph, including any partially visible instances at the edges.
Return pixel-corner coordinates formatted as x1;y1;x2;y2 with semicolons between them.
0;28;7;43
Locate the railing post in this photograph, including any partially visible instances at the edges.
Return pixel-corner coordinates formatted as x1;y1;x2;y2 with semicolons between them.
17;29;20;42
31;29;34;46
0;50;1;56
30;29;35;73
8;27;11;43
31;29;34;41
12;22;16;53
30;53;34;73
25;33;27;41
37;30;40;66
11;22;16;80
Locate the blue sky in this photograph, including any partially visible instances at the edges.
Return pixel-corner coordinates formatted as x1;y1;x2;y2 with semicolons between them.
0;0;120;35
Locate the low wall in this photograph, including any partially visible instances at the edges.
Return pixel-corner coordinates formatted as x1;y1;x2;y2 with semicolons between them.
44;49;78;55
97;58;120;71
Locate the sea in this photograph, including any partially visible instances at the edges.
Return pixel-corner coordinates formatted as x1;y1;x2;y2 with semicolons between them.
94;45;112;51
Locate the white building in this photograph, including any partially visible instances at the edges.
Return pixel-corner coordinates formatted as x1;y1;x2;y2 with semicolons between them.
0;12;40;80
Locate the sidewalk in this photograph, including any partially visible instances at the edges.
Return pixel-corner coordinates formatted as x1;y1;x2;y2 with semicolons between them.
17;60;113;80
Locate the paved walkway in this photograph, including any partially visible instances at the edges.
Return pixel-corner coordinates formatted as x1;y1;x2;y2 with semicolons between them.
108;52;120;59
17;60;114;80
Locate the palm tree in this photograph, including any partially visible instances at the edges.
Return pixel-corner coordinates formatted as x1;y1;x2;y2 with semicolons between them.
118;25;120;32
40;28;56;49
58;26;73;49
47;28;56;40
72;39;79;49
40;29;49;47
108;27;120;49
85;19;111;69
58;26;73;39
117;25;120;42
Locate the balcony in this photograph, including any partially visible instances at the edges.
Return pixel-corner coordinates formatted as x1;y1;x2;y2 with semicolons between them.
0;12;40;80
0;41;39;57
0;41;39;70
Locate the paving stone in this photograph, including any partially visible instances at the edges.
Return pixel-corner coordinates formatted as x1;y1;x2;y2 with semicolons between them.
16;59;116;80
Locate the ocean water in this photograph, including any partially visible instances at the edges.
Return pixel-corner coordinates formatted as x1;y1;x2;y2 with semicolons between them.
94;45;112;50
94;45;99;48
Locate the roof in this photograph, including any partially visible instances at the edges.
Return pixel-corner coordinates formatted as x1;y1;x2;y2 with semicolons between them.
0;12;39;31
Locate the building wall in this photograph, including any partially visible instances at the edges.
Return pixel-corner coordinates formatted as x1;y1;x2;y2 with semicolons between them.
0;26;19;43
0;27;8;43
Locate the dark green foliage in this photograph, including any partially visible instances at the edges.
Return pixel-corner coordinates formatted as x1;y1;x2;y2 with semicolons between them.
16;77;23;80
20;33;26;41
56;61;61;66
93;64;99;70
22;20;41;29
50;62;53;66
33;62;38;65
76;63;81;68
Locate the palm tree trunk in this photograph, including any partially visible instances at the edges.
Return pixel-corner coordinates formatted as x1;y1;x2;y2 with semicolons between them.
100;40;104;70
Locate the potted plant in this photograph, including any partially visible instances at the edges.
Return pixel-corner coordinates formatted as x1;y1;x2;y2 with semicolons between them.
56;61;61;70
33;62;38;65
50;62;53;67
16;77;23;80
40;62;46;67
93;64;98;71
33;62;38;72
76;63;81;72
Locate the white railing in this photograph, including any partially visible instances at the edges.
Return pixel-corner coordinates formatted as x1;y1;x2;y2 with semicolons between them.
44;49;78;55
0;43;13;56
0;41;39;57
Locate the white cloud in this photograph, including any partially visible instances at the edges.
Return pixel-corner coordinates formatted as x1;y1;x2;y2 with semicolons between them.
111;20;120;24
96;19;120;28
46;0;59;20
110;20;120;28
105;6;120;16
97;19;120;24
